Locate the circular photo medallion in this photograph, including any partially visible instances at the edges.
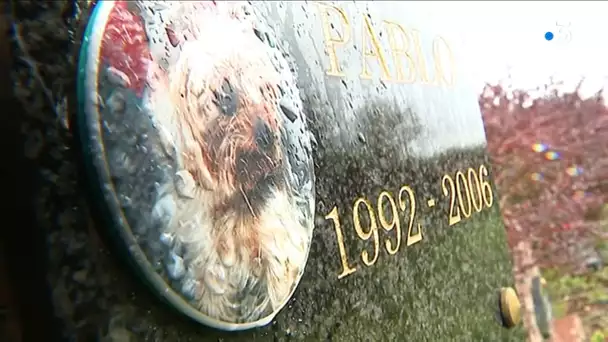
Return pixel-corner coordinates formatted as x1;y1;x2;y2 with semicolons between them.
76;0;315;330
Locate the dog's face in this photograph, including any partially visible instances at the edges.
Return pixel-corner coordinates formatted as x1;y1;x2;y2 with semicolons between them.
178;61;283;204
152;9;285;207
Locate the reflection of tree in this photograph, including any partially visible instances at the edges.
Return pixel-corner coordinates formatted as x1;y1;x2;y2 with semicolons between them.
356;103;422;160
480;81;608;270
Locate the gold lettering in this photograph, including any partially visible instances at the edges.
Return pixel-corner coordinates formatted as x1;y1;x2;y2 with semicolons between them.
467;168;483;213
441;174;461;226
325;206;357;279
456;171;472;218
316;6;457;87
316;3;351;77
410;29;434;84
398;185;423;246
377;191;401;255
327;164;498;279
353;197;379;266
383;20;416;83
441;165;495;227
360;15;391;81
432;36;456;86
479;165;494;207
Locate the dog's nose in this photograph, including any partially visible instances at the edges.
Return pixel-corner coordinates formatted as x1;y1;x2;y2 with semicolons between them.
213;79;238;117
254;118;275;152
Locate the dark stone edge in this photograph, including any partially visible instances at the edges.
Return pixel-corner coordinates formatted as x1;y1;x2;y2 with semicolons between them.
3;2;62;341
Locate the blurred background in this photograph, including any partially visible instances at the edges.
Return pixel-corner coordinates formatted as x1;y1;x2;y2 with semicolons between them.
431;1;608;341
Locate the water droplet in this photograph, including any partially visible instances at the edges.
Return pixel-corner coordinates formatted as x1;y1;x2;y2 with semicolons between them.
175;170;196;199
160;232;175;246
358;132;366;144
253;27;266;42
107;91;126;113
106;66;131;88
280;98;298;122
181;278;198;299
166;252;186;279
265;32;276;48
119;195;133;207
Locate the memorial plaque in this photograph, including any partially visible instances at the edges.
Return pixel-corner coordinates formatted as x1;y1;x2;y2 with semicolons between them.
11;0;526;340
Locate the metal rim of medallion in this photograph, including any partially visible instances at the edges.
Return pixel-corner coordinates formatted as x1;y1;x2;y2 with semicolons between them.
76;0;315;331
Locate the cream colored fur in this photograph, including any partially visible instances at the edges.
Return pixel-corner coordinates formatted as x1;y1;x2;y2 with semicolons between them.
144;3;310;323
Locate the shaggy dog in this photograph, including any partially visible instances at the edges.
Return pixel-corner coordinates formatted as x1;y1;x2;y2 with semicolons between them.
142;2;310;323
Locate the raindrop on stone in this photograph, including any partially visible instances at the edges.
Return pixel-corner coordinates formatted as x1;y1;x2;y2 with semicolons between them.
106;66;131;88
107;91;126;114
174;170;196;199
166;252;186;279
253;28;266;42
160;232;175;246
358;132;366;144
280;98;298;122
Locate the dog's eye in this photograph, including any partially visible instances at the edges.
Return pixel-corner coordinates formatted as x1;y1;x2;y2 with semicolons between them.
213;78;238;116
254;118;275;152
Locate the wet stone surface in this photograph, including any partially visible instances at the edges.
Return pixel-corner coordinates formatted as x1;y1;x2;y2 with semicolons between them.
13;0;526;341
